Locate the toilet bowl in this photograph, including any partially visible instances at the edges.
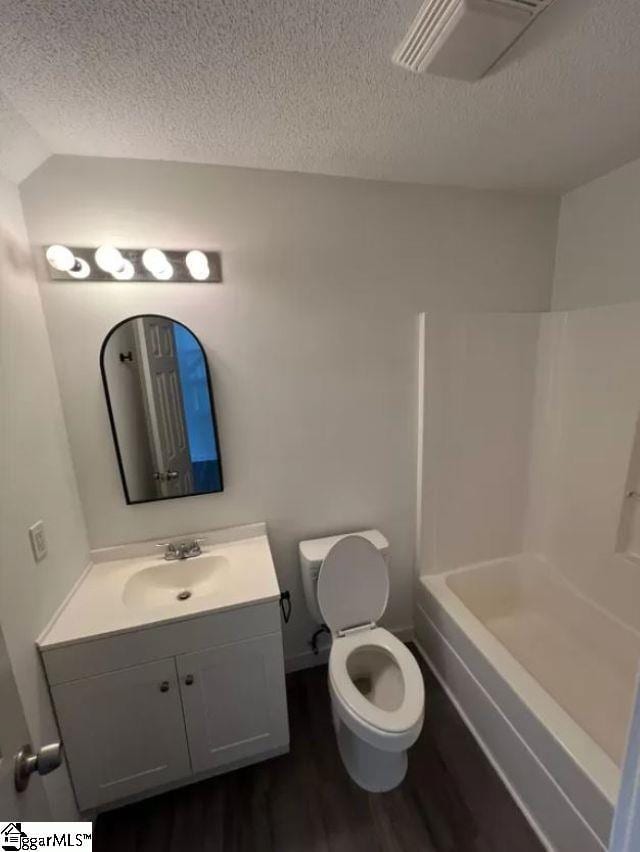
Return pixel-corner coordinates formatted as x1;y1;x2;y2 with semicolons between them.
314;534;425;792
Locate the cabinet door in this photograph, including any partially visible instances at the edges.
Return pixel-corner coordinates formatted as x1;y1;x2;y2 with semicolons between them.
52;658;191;810
177;633;289;774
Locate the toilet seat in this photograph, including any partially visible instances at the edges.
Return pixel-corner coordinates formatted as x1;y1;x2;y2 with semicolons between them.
329;627;424;737
317;535;389;635
317;535;425;753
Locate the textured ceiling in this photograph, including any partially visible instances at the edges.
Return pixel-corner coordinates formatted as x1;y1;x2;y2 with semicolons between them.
1;0;639;190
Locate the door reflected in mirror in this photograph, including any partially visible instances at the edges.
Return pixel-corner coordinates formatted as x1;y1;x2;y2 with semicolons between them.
101;315;223;503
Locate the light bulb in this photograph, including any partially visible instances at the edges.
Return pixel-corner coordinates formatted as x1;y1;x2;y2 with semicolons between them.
142;248;173;280
46;244;76;272
185;250;210;281
68;258;91;279
112;259;134;281
95;245;127;276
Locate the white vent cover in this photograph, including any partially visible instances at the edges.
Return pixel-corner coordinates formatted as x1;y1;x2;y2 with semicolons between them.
393;0;558;80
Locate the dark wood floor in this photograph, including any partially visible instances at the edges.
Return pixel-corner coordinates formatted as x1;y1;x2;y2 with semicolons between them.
94;646;543;852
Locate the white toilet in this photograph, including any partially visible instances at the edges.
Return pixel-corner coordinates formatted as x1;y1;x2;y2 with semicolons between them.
298;531;425;792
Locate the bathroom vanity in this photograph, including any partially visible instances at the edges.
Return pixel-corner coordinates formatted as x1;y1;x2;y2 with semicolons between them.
38;524;289;813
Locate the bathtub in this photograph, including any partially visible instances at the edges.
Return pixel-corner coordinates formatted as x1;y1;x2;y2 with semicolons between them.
414;553;640;852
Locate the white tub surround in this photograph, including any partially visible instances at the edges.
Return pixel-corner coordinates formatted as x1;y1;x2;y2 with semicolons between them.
38;524;289;812
415;310;640;851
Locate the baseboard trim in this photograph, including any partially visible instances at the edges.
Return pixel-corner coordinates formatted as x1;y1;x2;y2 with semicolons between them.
285;624;414;673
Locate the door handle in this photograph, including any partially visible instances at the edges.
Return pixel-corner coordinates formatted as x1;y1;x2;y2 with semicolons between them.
160;680;170;692
185;674;195;686
153;471;179;482
14;742;62;792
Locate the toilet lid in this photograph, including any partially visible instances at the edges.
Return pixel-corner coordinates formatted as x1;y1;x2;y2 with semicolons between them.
317;535;389;633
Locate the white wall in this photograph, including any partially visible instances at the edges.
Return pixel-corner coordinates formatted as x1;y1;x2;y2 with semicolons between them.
553;156;640;310
0;174;90;818
20;155;559;663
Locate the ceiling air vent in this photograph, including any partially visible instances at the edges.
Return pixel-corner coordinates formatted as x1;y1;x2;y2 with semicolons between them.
393;0;558;80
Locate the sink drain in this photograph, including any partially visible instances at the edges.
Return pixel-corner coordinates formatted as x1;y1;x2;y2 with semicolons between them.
177;590;192;601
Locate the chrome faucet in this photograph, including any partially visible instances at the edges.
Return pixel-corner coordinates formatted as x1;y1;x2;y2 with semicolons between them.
157;539;204;561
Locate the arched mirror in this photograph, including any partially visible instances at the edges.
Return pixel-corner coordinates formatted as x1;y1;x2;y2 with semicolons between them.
100;315;223;504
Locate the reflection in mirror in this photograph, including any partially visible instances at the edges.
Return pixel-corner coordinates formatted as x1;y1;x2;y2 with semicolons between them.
101;315;223;504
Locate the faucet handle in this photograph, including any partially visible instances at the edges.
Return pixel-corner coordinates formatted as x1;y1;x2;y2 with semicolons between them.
155;540;203;560
188;539;205;554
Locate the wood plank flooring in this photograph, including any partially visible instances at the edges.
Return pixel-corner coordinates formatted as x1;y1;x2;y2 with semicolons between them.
94;646;543;852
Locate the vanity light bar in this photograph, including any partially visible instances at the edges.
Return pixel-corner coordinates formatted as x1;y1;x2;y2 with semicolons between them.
44;246;222;283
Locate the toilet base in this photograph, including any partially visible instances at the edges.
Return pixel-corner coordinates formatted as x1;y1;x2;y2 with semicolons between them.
331;697;408;792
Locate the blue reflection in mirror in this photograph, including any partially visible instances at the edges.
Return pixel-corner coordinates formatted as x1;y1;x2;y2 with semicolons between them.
174;324;221;492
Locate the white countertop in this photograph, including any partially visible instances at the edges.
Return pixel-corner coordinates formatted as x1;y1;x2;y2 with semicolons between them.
39;523;281;650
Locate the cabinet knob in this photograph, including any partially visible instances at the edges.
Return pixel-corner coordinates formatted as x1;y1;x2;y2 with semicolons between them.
185;674;195;686
159;680;170;692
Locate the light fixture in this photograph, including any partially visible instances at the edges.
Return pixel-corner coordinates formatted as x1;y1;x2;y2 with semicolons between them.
45;244;90;278
94;244;134;280
142;248;173;280
45;246;221;282
185;250;210;281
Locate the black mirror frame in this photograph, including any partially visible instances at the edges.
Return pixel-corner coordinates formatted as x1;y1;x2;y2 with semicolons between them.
100;314;224;505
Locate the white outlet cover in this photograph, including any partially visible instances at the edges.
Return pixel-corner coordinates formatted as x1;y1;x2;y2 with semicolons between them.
29;520;48;562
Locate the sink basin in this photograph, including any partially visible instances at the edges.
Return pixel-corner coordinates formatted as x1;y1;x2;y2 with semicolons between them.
122;554;229;609
38;525;282;648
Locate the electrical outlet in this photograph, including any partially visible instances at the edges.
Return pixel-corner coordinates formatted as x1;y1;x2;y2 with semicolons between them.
29;520;48;562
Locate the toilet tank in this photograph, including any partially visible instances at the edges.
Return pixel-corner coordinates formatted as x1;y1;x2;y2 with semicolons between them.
298;529;389;625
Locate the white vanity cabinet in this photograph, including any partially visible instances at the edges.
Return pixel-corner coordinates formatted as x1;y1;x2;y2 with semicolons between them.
40;598;289;812
177;633;289;774
50;658;191;808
